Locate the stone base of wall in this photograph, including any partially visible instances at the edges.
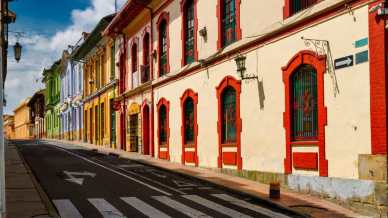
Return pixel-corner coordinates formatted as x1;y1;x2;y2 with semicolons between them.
213;168;387;217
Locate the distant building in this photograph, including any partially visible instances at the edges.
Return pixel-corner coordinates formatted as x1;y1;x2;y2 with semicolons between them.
3;114;15;140
42;61;61;139
13;98;32;139
27;89;45;139
58;39;85;142
74;14;117;147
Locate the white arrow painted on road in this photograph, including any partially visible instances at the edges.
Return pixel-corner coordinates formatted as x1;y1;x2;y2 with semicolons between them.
172;179;198;187
146;169;167;178
63;171;96;185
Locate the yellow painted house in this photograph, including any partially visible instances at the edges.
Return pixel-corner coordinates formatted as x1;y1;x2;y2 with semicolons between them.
13;98;33;139
73;14;118;148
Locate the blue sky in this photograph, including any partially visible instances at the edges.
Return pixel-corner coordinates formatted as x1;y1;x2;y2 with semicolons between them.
10;0;89;34
5;0;125;114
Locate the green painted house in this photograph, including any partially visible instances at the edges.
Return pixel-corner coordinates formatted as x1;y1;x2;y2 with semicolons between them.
43;60;61;139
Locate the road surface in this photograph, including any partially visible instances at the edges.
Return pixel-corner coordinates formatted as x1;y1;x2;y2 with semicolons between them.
14;140;302;218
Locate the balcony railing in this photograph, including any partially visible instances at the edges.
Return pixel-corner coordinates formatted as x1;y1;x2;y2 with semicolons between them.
140;64;150;83
291;0;319;15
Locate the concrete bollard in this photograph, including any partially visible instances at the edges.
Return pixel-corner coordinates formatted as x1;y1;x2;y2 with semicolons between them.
269;182;280;199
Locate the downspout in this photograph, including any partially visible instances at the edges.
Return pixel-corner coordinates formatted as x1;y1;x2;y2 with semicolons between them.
144;6;155;157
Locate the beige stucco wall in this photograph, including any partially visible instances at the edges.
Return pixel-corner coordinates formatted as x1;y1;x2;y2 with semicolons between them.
152;4;371;179
14;101;32;139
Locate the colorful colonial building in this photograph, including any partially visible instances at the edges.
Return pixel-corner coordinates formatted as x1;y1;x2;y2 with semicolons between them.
43;60;61;139
27;89;45;139
3;115;15;140
99;0;387;212
13;98;33;139
76;14;118;147
59;47;84;141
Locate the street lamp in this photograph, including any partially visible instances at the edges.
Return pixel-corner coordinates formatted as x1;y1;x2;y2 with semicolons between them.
13;41;21;62
234;54;257;80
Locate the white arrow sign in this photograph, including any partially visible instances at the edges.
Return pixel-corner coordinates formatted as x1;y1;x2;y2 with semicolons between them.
63;171;96;185
335;57;352;67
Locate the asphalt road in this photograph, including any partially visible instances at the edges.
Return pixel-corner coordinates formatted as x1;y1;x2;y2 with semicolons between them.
15;140;303;218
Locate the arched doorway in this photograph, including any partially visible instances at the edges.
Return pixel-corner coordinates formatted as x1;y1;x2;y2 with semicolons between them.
142;104;150;155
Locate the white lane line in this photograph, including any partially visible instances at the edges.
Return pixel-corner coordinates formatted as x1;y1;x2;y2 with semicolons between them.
121;197;171;218
88;198;126;218
183;195;253;218
52;145;172;196
53;199;83;218
153;196;212;218
212;194;291;218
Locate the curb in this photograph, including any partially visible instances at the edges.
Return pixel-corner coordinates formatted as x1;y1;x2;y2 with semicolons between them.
14;143;60;218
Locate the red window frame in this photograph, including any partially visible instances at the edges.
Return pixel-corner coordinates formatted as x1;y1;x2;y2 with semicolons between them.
131;39;138;74
216;0;242;50
282;50;328;176
157;98;170;160
180;0;198;66
283;0;320;19
157;12;170;77
216;76;242;170
180;89;198;166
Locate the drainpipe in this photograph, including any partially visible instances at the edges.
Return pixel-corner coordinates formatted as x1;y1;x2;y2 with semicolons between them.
144;5;155;157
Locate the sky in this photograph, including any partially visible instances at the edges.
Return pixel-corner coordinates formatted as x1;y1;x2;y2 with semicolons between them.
4;0;126;114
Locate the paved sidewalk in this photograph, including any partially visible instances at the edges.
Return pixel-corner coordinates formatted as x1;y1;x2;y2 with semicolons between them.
44;139;374;218
5;140;55;218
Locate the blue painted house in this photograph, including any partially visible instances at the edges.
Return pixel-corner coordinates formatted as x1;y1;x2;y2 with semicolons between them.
59;44;84;141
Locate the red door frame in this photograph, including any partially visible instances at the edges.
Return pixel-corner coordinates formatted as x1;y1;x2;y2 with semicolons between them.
157;98;170;160
216;76;242;170
142;101;150;155
282;50;328;176
120;101;126;151
180;89;198;166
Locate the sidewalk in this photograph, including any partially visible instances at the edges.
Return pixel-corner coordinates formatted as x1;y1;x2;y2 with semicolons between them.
5;140;55;218
45;139;374;218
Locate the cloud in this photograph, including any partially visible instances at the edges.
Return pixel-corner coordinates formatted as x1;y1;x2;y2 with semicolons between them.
4;0;126;114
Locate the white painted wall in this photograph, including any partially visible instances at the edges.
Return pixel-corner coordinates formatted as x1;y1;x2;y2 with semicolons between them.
151;4;371;179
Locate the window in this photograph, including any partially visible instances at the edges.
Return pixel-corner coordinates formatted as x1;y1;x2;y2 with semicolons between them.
101;103;105;140
184;0;195;65
157;13;169;77
221;87;236;143
96;59;100;89
159;105;167;145
222;0;236;47
131;43;137;73
183;98;194;144
142;33;150;83
101;53;106;86
110;43;115;80
291;65;317;140
285;0;319;18
95;105;99;143
291;0;318;15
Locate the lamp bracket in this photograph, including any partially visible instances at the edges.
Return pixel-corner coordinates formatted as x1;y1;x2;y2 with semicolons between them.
301;36;340;97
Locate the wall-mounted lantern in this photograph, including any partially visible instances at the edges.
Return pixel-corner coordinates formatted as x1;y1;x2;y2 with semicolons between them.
13;42;22;63
234;54;257;80
199;26;207;42
152;49;157;61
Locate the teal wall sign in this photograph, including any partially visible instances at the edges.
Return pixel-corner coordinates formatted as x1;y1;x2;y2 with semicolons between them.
355;50;369;64
355;38;368;48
